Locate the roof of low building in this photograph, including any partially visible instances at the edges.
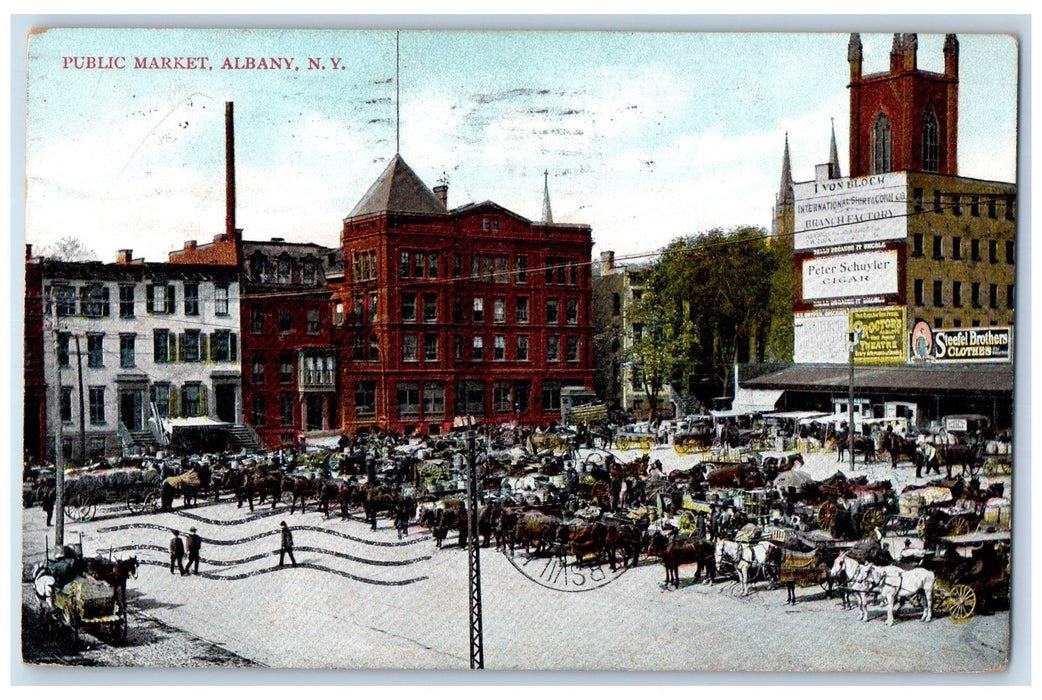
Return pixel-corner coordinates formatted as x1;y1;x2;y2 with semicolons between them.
743;362;1014;395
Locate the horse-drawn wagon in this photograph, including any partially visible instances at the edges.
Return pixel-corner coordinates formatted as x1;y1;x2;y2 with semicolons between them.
928;530;1011;622
61;466;163;522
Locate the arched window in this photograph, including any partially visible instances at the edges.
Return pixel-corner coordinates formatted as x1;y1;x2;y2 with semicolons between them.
872;113;892;174
922;110;939;172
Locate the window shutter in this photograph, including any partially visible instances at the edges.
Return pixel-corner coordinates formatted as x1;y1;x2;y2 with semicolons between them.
181;386;188;417
178;333;186;362
230;333;238;362
200;334;209;362
153;330;162;362
165;285;175;314
169;386;179;418
199;388;208;417
146;285;155;314
169;333;177;363
101;287;110;316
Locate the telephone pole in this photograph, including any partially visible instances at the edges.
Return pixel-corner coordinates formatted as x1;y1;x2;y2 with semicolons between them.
465;433;484;669
52;298;65;549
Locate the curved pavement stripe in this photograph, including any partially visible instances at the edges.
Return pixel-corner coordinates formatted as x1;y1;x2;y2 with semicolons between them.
97;522;432;548
107;543;432;568
134;558;427;586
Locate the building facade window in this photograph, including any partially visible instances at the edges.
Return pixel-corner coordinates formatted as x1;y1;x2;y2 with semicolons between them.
251;309;264;334
211;330;235;362
872;113;892;174
423;294;438;323
333;302;345;326
278;309;291;333
933;281;944;307
493;298;506;324
493;335;506;361
119;334;136;368
989;240;998;264
80;285;110;318
952;237;962;260
546;299;559;325
989;283;998;309
307;309;321;335
60;386;72;422
368;293;378;323
57;333;70;368
953;281;962;308
252;355;265;384
119;285;135;318
472;336;484;361
546;335;560;362
566;336;579;363
515;255;527;283
53;285;77;316
401;293;417;322
402;334;418;362
252;394;267;426
423;383;445;417
1007;284;1014;309
472;297;484;324
281;394;295;426
1006;240;1015;264
355;381;376;417
971;238;980;262
183;330;201;363
542;382;561;412
932;235;944;260
493;383;513;414
151;384;170;418
972;282;981;308
911;234;924;257
397;382;420;417
456;380;485;416
517;297;529;324
565;299;578;325
89;387;105;425
87;333;104;368
517;335;529;361
914;279;924;306
214;283;230;316
280;355;295;384
184;283;200;316
922;111;939;172
424;335;438;362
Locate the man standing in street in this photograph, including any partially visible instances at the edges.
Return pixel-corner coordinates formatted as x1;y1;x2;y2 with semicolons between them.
279;521;297;568
169;529;186;576
185;526;202;575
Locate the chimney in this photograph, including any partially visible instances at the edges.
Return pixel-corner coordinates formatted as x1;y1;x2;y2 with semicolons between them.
185;240;197;250
226;102;236;241
433;184;448;208
25;244;32;259
600;250;615;273
116;249;133;264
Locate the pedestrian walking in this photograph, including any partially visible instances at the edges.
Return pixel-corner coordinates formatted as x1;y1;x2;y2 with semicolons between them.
185;526;202;575
278;521;297;567
39;482;55;527
169;529;186;575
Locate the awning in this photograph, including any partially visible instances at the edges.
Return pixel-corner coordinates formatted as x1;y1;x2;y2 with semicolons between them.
743;363;1013;395
731;387;783;413
763;411;830;421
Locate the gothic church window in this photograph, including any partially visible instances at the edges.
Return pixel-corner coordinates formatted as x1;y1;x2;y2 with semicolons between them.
872;113;892;174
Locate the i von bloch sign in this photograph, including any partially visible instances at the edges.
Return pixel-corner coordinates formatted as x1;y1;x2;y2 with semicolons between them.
911;322;1013;363
850;307;907;365
793;172;908;251
801;248;898;301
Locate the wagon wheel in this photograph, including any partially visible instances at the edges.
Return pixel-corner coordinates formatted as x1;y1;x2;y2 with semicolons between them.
947;515;973;536
126;487;160;515
817;501;838;530
675;443;694;456
64;492;96;522
859;507;885;538
946;584;977;621
638;438;654;454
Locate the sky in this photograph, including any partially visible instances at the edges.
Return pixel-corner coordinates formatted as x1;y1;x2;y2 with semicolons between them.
22;26;1019;264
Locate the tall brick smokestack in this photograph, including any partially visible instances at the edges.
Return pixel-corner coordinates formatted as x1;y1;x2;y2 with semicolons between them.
226;102;236;241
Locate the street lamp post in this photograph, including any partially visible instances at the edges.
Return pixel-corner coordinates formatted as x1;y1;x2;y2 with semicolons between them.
465;433;484;669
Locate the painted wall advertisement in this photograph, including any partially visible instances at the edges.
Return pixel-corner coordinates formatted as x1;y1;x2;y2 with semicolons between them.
801;248;898;301
850;307;907;365
793;172;908;251
910;321;1012;363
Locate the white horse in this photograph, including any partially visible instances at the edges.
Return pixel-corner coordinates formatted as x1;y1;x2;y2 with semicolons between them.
829;551;874;617
32;564;56;611
858;564;935;626
715;539;778;596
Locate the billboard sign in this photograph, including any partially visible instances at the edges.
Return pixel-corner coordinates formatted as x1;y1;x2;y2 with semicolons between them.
802;249;898;301
932;327;1012;363
793;172;908;251
850;307;907;365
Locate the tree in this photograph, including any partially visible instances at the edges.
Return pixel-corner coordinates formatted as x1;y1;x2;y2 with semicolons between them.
625;286;696;424
39;236;97;262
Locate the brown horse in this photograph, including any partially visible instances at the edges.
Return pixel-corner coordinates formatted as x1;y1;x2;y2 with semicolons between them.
648;532;715;588
882;433;918;469
85;555;139;614
287;475;319;514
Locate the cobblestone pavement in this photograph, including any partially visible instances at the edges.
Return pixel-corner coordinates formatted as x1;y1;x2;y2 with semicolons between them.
20;448;1011;672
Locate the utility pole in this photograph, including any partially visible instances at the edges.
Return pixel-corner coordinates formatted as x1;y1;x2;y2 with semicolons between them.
75;334;87;467
52;298;65;550
465;432;484;669
848;329;861;472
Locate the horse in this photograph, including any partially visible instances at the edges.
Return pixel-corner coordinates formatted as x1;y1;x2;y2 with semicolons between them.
512;511;561;557
32;564;56;611
715;538;778;596
856;564;936;626
882;432;918;469
559;520;607;567
603;519;645;571
938;442;985;479
287;474;319;515
85;555;139;614
250;473;285;509
393;495;416;540
161;470;201;511
648;531;715;588
832;432;876;464
829;550;870;613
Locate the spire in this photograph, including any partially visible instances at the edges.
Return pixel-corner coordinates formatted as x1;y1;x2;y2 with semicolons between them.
777;133;793;206
541;169;553;224
828;118;842;178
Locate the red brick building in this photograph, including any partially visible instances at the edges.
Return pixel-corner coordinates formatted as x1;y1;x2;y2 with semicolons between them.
331;155;594;435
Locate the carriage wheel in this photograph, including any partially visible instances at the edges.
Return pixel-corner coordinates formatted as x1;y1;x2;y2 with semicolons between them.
947;516;973;536
675;443;694;456
859;507;885;538
638;439;654;454
947;584;977;621
126;488;155;514
817;501;837;530
64;492;96;522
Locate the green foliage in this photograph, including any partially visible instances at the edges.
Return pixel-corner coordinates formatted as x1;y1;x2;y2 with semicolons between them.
633;226;782;402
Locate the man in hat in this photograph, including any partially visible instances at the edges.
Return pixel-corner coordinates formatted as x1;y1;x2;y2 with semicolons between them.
169;529;186;575
279;521;297;567
185;526;202;575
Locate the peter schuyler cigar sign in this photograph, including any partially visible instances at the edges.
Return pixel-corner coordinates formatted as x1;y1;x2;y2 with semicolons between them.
21;27;1017;673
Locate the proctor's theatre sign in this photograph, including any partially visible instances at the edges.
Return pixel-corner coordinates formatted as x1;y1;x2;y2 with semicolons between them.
793;172;908;251
801;248;898;302
850;307;907;365
910;323;1013;363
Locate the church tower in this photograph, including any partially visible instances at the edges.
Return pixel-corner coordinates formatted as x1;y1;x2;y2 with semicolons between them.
847;32;959;178
771;133;794;246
